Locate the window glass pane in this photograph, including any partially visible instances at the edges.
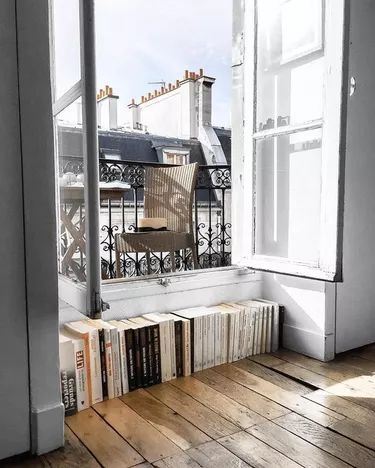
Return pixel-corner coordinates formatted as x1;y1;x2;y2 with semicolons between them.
52;0;81;100
56;98;87;283
255;128;322;264
256;0;324;131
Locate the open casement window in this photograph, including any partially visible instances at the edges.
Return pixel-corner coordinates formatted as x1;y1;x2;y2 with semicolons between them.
51;0;102;315
236;0;347;281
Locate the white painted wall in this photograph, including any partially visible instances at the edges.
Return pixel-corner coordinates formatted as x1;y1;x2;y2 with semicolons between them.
335;0;375;353
0;1;30;459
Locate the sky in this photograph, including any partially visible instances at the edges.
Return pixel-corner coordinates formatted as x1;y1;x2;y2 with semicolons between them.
54;0;233;128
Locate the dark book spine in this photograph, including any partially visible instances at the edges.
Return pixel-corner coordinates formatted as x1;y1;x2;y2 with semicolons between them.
190;318;195;374
60;369;77;416
146;326;154;386
152;324;162;384
98;329;108;398
133;328;142;388
175;321;183;377
125;329;136;391
279;305;285;349
139;327;148;387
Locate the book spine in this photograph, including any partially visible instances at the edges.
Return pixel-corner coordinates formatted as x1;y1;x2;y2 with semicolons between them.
266;307;272;353
175;321;183;377
271;305;280;352
133;328;143;388
139;327;148;387
60;341;77;416
242;309;250;358
227;314;235;363
111;329;122;397
159;322;168;383
253;310;259;355
89;330;103;404
125;329;136;391
214;313;221;366
118;330;129;394
261;308;267;354
197;316;203;371
221;314;228;364
169;321;176;379
190;318;195;374
98;329;108;399
165;322;172;381
146;325;154;386
103;328;114;399
152;324;162;384
183;321;191;376
74;339;89;411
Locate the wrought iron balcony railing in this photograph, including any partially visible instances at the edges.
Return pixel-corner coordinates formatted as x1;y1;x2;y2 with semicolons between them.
59;157;231;280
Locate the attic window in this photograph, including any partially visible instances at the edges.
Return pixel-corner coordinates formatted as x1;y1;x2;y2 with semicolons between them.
162;148;190;165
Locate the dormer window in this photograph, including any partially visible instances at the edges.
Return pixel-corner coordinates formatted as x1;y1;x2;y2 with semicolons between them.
162;148;190;165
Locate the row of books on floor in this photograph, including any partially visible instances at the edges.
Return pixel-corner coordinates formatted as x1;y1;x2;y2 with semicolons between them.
59;299;280;415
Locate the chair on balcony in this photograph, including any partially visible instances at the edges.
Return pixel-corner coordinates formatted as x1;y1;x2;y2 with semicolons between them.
115;162;199;276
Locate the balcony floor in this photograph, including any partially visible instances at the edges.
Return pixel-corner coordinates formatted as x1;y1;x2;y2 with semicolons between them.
6;345;375;467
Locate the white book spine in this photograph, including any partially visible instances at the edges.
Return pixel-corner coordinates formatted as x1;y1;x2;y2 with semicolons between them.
271;305;280;352
74;338;89;411
89;330;103;404
233;311;241;361
103;328;115;399
196;316;203;371
266;307;272;353
202;315;208;369
183;321;191;376
169;321;176;379
248;309;255;356
214;313;221;366
242;309;250;358
253;310;259;355
160;322;170;382
227;314;235;363
209;314;215;368
221;313;228;364
261;308;267;354
118;330;129;394
110;329;122;397
258;309;263;355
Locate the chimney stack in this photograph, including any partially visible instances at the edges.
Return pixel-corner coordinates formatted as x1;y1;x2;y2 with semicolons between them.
97;85;119;130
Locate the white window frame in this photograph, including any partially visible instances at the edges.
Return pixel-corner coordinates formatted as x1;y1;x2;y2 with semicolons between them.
51;0;102;316
233;0;348;282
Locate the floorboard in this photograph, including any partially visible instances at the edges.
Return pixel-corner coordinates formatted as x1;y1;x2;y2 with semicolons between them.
8;344;375;468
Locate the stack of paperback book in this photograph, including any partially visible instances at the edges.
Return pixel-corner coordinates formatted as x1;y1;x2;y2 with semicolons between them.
59;299;279;415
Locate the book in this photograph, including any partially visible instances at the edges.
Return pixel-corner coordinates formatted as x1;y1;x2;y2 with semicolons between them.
90;320;122;397
142;313;173;382
129;317;158;386
118;321;137;391
121;320;145;388
255;298;280;352
59;334;77;416
109;320;130;394
60;330;89;411
87;319;114;399
173;307;207;373
64;321;103;405
164;314;184;377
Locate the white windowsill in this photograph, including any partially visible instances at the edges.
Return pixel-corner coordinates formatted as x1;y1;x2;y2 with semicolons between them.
58;266;261;317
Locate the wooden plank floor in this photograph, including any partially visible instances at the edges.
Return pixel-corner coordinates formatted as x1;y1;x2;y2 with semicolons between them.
5;344;375;467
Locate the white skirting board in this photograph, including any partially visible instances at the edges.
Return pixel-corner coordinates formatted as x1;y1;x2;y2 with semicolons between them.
283;323;335;362
31;402;65;455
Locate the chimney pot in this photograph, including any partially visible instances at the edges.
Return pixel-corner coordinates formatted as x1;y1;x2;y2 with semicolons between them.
168;83;172;90
141;96;145;103
148;92;152;99
105;85;110;95
190;72;195;79
200;68;204;76
184;69;189;79
109;87;113;95
176;79;180;87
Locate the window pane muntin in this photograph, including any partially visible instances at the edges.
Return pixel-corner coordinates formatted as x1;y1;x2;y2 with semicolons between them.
254;127;322;265
256;0;324;132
